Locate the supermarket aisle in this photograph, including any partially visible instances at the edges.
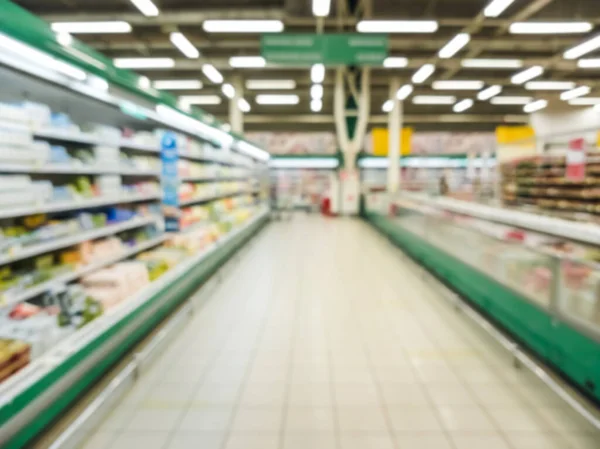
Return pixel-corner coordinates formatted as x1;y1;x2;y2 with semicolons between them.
82;216;599;449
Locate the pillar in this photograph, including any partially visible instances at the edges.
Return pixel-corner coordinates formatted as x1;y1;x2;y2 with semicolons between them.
387;78;401;193
229;76;243;134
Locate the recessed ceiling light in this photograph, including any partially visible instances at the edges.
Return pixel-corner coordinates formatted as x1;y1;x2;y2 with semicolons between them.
564;36;600;60
453;99;474;113
113;57;174;69
382;100;393;112
130;0;159;17
432;80;484;90
357;20;438;33
245;80;296;90
311;84;324;99
509;22;592;34
256;94;300;105
511;66;543;84
561;86;591;101
396;84;414;100
484;0;516;18
311;64;325;83
229;56;266;68
203;20;284;33
412;64;435;83
524;99;548;113
568;97;600;105
238;98;251;112
412;95;457;105
51;21;132;34
221;83;235;99
313;0;332;17
383;57;409;68
179;95;222;105
525;81;576;90
311;99;323;112
477;85;502;101
577;58;600;68
461;59;523;69
202;64;223;83
153;80;202;90
438;33;470;59
491;96;532;105
170;32;199;59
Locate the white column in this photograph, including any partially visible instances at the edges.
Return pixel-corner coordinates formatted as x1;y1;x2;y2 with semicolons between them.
229;76;243;134
387;78;401;193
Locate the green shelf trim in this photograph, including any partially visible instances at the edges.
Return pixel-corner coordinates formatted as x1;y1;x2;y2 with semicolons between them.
1;216;268;449
367;212;600;403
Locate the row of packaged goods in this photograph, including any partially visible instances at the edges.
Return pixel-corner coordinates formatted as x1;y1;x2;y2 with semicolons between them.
0;205;263;383
179;181;250;204
179;195;255;230
1;102;251;167
178;159;249;179
1;175;160;210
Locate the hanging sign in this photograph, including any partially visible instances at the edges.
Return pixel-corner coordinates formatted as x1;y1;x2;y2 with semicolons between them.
566;138;586;181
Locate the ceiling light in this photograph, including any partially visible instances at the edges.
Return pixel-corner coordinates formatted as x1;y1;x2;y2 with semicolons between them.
221;83;235;99
511;66;543;84
130;0;159;17
564;36;600;59
311;99;323;112
453;99;474;113
383;57;408;68
561;86;591;101
382;100;393;112
202;64;223;83
238;98;251;112
432;80;484;90
524;99;548;113
179;95;222;105
138;76;150;89
491;96;532;105
246;80;296;90
153;80;202;90
313;0;332;17
169;32;199;59
577;58;600;68
356;20;438;33
461;59;522;69
229;56;266;68
525;81;576;90
311;84;324;99
438;33;470;59
412;64;435;83
477;85;502;100
203;20;284;33
56;32;72;46
311;64;325;83
396;84;414;100
510;22;592;34
568;97;600;105
484;0;516;18
256;94;300;105
114;57;174;69
51;21;132;34
412;95;456;105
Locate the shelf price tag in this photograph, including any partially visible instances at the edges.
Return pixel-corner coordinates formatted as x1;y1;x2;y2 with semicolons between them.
566;138;586;181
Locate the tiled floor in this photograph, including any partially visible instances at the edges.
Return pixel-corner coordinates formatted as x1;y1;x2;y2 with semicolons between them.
81;216;600;449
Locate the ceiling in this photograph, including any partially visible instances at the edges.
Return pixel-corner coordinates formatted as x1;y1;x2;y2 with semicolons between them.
12;0;600;132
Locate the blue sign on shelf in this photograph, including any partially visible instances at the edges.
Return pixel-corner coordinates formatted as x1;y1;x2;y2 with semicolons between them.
161;131;180;232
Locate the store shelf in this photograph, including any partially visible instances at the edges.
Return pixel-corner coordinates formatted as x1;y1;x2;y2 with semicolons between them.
33;128;100;145
0;215;158;266
0;192;161;220
0;234;167;308
119;139;160;153
179;190;249;206
180;175;248;182
0;163;159;176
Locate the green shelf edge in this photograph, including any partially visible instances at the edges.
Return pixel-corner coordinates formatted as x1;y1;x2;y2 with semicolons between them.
1;216;268;449
366;212;600;404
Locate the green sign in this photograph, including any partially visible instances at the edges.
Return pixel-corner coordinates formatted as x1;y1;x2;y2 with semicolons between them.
261;33;388;66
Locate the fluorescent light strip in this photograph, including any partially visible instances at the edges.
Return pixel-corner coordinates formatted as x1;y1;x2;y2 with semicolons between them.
202;64;223;84
511;66;543;84
238;98;251;112
311;64;325;83
477;85;502;101
491;96;532;105
114;57;174;69
311;99;323;112
484;0;516;18
564;36;600;60
130;0;159;17
525;81;575;90
561;86;591;101
383;57;408;68
270;158;338;169
156;105;232;147
237;141;269;161
568;97;600;105
510;22;592;34
153;80;202;90
432;80;484;90
396;84;414;100
382;100;393;112
461;58;523;69
179;95;222;105
229;56;266;68
356;20;438;33
56;32;72;46
51;21;132;34
221;83;235;99
453;99;474;113
438;33;470;59
412;95;456;105
412;64;435;83
311;84;324;99
524;99;548;113
138;76;150;88
203;20;284;33
313;0;332;17
577;58;600;68
256;94;300;105
170;32;199;59
246;80;296;90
